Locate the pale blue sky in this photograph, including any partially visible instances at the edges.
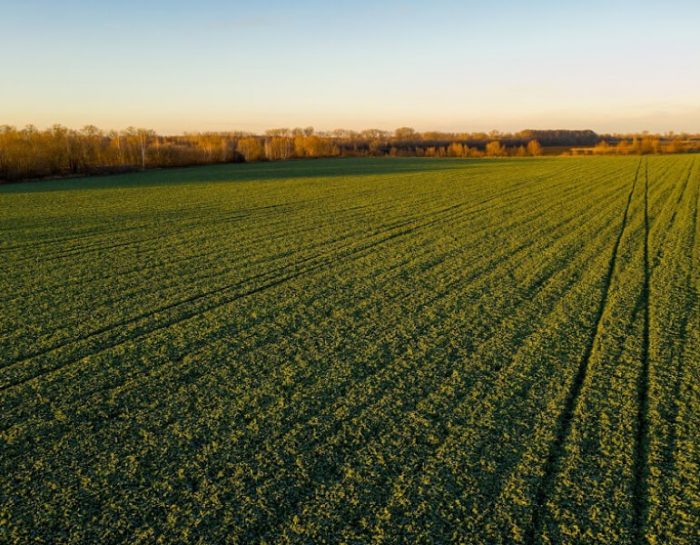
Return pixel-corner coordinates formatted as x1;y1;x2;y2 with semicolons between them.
1;0;699;133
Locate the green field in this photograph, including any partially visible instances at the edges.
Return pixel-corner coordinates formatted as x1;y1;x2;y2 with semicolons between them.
1;157;698;544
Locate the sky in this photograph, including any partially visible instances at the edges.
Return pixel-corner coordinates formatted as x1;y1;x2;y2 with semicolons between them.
1;0;699;134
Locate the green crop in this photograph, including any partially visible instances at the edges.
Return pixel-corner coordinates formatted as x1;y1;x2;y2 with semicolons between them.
1;157;697;544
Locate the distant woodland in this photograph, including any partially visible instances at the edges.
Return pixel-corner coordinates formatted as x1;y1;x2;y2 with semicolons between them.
1;125;699;182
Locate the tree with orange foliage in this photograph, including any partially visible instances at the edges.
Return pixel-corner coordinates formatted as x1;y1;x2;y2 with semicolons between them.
265;137;293;160
237;137;263;162
485;141;506;157
447;142;465;157
526;140;543;156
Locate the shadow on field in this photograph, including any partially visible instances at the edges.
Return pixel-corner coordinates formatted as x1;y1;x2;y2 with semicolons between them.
0;157;505;194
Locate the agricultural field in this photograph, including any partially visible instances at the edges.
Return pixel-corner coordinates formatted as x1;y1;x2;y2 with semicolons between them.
1;156;698;544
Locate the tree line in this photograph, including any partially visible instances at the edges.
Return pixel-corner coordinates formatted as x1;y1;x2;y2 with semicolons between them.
568;135;696;156
1;124;699;182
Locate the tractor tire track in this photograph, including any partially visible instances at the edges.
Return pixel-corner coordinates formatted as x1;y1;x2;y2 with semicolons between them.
632;159;651;545
525;158;642;544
